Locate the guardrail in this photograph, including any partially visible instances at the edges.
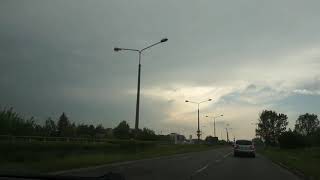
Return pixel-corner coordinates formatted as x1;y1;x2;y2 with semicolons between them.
0;135;173;144
0;135;110;143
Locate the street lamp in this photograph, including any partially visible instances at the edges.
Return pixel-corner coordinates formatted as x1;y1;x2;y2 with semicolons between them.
228;127;235;142
226;123;231;143
114;38;168;131
185;98;212;141
205;114;223;137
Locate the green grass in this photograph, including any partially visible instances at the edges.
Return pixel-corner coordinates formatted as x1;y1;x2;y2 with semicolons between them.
0;141;224;173
259;147;320;180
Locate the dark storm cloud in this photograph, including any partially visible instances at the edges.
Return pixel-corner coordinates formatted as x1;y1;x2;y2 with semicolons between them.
1;0;320;138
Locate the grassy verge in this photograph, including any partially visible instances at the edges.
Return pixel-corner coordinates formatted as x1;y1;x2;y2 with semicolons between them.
259;147;320;180
0;141;224;173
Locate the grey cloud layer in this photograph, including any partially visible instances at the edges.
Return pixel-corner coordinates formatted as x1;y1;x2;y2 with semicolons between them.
1;0;320;137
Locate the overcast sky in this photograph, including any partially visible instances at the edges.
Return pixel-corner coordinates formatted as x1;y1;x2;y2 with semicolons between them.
1;0;320;139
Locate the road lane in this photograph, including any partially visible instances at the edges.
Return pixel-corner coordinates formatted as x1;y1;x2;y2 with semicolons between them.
57;147;300;180
192;153;300;180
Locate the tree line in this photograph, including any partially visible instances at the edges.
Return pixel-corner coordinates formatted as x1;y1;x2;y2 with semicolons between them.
0;107;167;141
256;110;320;148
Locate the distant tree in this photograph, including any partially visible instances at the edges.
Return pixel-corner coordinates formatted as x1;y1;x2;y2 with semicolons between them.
77;124;90;138
34;124;45;136
44;118;56;136
17;117;35;135
295;113;319;136
57;112;71;136
256;110;288;146
69;122;77;137
88;124;95;137
0;107;35;135
105;128;114;138
113;121;130;139
95;124;105;138
136;128;157;140
95;124;104;133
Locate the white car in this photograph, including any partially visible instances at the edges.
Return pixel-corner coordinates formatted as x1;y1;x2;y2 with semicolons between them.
234;139;255;158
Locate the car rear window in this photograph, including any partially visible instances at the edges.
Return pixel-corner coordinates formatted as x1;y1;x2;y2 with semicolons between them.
236;140;252;145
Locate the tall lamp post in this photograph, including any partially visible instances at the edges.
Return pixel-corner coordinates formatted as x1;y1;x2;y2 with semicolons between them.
205;114;223;137
228;127;235;142
226;123;231;143
201;125;207;139
185;99;212;141
114;38;168;131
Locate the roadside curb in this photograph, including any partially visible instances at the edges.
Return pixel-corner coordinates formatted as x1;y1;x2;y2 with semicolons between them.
275;162;315;180
262;155;311;180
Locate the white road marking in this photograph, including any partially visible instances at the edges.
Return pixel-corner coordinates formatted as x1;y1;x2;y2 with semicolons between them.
223;152;233;158
179;156;191;160
195;163;210;173
190;150;233;178
211;152;232;164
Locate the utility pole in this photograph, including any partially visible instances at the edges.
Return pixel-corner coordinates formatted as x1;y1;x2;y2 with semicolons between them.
226;128;229;143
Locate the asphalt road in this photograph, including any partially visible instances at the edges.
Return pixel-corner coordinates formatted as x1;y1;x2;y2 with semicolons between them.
57;147;300;180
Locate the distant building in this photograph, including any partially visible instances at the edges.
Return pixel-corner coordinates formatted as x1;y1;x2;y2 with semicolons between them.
169;133;186;144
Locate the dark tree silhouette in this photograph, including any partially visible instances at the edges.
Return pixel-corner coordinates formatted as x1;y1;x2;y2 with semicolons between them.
77;124;91;138
136;128;157;140
88;124;95;137
295;113;319;136
44;117;56;136
256;110;288;145
95;124;105;138
113;121;130;139
0;107;36;135
57;112;71;136
95;124;104;133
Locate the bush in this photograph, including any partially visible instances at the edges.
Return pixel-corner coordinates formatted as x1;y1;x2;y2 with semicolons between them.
0;108;37;136
311;128;320;146
113;121;130;139
205;136;218;144
217;140;228;145
278;131;307;148
252;137;264;146
0;141;119;162
107;139;156;152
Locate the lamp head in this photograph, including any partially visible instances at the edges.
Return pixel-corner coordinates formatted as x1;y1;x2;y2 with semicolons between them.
161;38;168;43
114;47;122;52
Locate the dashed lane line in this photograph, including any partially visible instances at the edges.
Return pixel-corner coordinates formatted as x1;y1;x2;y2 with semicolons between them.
191;151;232;177
195;163;210;173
